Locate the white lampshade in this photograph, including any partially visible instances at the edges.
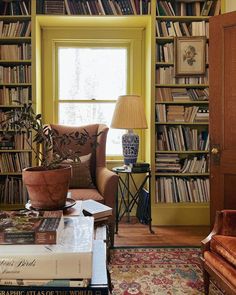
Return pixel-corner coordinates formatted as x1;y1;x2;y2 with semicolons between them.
111;95;148;129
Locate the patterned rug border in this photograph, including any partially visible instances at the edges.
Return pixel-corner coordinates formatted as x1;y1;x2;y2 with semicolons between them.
112;245;201;249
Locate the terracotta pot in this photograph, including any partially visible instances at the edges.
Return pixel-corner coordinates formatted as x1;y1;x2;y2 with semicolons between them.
22;165;72;210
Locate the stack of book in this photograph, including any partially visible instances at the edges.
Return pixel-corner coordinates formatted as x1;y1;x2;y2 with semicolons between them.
131;162;150;172
167;105;185;122
82;199;112;223
0;208;109;293
156;88;209;103
44;0;65;15
155;154;181;172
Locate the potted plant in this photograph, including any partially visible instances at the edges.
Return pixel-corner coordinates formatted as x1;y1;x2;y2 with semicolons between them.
1;102;100;210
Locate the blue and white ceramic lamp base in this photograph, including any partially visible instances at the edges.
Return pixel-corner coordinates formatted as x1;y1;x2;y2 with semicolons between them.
122;130;139;165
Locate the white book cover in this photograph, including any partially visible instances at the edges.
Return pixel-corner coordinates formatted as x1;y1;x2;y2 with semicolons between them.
82;200;112;219
0;216;94;279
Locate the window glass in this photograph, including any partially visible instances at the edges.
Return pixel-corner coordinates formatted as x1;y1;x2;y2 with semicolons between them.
59;102;122;155
57;46;128;156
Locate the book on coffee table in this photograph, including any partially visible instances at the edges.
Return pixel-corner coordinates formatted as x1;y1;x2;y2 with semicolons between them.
0;210;64;245
0;216;94;279
82;200;112;220
0;240;108;294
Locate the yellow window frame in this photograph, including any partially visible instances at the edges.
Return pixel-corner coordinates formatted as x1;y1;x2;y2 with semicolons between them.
42;27;145;161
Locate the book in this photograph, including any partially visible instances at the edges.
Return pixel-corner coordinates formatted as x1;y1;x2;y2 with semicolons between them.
0;210;64;245
0;216;94;279
0;278;90;287
82;200;112;220
131;162;150;172
0;240;108;294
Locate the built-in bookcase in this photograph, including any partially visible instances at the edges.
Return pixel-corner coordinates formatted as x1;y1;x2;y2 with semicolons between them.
0;0;224;226
0;0;32;208
153;0;221;224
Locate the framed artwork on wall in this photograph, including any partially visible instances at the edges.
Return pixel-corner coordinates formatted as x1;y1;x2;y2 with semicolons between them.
175;37;206;76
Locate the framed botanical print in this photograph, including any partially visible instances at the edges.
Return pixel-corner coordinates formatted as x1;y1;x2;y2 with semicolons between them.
175;37;206;76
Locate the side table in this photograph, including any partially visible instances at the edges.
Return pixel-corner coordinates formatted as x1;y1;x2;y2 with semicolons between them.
112;166;154;234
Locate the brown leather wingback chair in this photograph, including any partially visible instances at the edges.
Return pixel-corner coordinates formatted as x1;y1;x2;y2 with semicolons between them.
49;123;119;246
201;210;236;295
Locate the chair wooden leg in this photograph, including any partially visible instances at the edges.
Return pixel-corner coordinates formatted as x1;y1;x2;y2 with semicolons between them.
203;267;210;295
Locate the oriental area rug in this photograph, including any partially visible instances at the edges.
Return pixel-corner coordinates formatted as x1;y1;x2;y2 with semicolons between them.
109;247;223;295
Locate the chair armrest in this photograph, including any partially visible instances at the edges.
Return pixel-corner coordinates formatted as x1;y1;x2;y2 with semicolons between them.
201;211;223;253
96;167;119;220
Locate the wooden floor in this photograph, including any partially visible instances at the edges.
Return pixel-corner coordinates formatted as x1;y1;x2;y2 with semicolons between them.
114;218;210;247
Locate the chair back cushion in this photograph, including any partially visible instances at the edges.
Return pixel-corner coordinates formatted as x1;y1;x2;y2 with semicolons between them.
49;124;108;185
65;154;95;189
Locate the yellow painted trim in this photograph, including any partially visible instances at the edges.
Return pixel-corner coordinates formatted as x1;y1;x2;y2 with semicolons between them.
151;203;209;225
222;0;226;13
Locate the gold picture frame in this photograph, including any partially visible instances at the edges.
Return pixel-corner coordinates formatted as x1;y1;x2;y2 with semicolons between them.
175;37;206;76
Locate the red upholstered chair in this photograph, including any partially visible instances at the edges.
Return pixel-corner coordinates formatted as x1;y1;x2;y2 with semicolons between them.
49;123;119;246
201;210;236;295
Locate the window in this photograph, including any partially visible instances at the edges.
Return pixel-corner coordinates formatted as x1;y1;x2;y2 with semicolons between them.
42;27;143;160
57;46;128;156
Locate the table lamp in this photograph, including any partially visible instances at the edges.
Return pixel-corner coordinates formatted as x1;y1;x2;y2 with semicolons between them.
111;95;148;165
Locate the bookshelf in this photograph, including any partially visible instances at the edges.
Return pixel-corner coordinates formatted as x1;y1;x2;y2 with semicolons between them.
0;0;32;209
0;0;224;227
152;0;221;225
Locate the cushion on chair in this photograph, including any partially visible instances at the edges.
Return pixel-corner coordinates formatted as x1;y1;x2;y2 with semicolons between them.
69;188;104;201
204;251;236;288
211;235;236;268
63;154;95;189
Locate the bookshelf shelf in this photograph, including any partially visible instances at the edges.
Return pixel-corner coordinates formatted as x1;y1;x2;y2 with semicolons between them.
156;36;174;42
155;84;209;88
156;62;209;67
155;101;209;104
156;202;209;207
1;37;31;43
0;83;32;86
0;150;32;153
156;16;210;21
0;105;26;108
0;60;32;64
155;172;210;176
156;62;173;66
156;150;209;154
0;16;31;20
0;172;23;176
155;122;209;125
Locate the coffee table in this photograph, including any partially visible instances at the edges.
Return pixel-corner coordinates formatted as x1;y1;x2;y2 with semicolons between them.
2;201;111;294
